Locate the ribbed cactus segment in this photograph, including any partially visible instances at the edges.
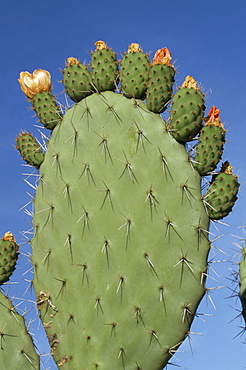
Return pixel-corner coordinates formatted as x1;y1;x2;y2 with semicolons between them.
32;91;210;369
239;244;246;324
62;57;93;102
16;132;44;168
203;161;239;219
120;43;150;99
146;47;175;113
193;106;226;176
90;41;118;92
0;291;40;369
169;76;205;142
31;91;62;130
0;232;19;285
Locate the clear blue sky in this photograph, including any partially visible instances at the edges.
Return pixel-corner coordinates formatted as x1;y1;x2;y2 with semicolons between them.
1;1;246;369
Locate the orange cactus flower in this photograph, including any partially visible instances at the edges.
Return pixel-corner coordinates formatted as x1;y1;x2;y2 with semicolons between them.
152;47;172;66
18;69;51;99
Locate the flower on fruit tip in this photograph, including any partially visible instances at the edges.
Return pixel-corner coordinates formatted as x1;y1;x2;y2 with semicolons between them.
2;231;15;242
205;106;224;128
152;47;172;66
128;43;142;53
18;69;51;99
95;40;108;51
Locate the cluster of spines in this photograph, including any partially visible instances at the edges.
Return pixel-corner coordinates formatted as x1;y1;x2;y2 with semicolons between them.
0;232;19;285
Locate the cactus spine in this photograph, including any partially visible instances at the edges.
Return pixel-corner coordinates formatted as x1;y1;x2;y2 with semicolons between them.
1;41;239;369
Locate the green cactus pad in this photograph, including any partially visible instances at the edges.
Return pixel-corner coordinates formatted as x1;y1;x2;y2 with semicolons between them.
31;91;62;130
120;44;150;99
169;78;205;142
0;232;19;285
0;291;40;369
16;132;44;168
62;58;93;102
193;123;226;176
146;64;175;113
239;244;246;325
31;91;211;369
203;162;239;219
90;43;118;92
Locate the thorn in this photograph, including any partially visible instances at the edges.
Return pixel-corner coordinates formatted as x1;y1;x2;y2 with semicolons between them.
133;307;145;327
144;253;159;279
101;238;110;268
94;297;103;315
118;215;131;249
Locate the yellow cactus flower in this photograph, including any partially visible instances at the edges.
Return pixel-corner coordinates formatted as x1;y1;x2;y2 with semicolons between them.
94;40;108;51
18;69;51;99
2;231;15;242
128;43;142;53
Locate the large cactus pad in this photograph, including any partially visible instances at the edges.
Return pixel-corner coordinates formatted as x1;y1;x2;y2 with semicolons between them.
15;42;239;369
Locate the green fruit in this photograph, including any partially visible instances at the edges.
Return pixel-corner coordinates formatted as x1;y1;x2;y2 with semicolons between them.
62;57;93;102
120;43;150;99
16;132;44;168
0;232;19;285
169;76;205;142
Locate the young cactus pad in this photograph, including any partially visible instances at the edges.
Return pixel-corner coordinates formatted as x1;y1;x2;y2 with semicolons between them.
16;42;239;369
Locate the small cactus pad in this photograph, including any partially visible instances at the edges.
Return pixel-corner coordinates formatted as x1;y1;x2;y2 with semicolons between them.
90;41;118;92
203;161;239;219
62;57;93;102
0;292;40;369
193;106;226;176
16;132;44;168
0;232;19;285
169;76;205;142
120;43;150;99
31;91;62;130
146;47;175;113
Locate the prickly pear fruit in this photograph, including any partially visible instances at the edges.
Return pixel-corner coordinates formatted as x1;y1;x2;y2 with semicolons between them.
90;41;118;92
18;70;62;130
169;76;205;142
120;43;150;99
193;106;226;176
62;57;93;102
16;132;44;168
146;47;175;113
203;161;239;219
0;232;19;285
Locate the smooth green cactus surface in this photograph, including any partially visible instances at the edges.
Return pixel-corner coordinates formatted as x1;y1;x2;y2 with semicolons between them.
9;41;240;369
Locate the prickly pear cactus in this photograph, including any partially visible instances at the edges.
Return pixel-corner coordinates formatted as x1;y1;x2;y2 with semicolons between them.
0;233;40;369
13;41;239;369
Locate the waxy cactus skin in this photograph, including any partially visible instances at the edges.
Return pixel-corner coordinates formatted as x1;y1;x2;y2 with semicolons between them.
1;41;240;369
